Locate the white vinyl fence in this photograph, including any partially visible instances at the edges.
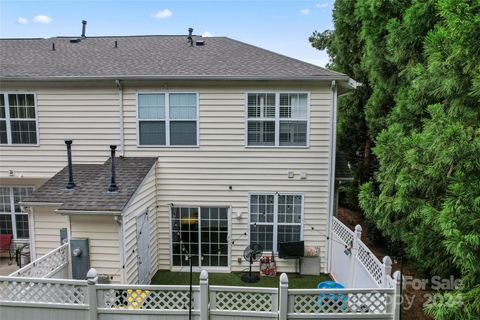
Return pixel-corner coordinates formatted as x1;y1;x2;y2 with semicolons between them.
9;243;70;279
0;269;401;320
331;217;393;288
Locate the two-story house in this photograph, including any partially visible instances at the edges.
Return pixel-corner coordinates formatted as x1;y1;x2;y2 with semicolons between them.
0;31;357;283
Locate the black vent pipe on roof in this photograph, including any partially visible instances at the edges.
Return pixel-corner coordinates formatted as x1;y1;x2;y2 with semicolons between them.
108;145;118;192
65;140;75;189
81;20;87;38
187;27;193;47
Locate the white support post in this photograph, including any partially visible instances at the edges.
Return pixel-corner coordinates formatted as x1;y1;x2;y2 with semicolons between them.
392;271;402;320
349;224;362;287
279;273;289;320
199;270;209;320
382;256;393;288
86;268;98;320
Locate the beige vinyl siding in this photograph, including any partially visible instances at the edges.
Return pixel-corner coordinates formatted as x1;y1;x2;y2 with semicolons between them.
122;165;158;284
70;215;122;282
121;83;332;273
0;82;119;178
32;207;68;258
1;80;333;274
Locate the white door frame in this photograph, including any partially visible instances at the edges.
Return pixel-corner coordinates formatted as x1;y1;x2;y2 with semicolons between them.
169;206;231;272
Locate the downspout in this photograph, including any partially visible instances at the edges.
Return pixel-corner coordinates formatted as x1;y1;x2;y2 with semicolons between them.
326;80;338;274
115;215;126;283
115;80;125;157
28;207;36;260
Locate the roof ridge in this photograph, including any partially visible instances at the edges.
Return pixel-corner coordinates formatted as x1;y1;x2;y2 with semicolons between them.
0;35;206;40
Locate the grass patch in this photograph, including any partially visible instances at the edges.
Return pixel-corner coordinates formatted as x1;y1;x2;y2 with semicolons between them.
151;270;331;288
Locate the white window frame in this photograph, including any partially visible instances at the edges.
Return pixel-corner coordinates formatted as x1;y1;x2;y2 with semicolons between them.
136;92;199;147
0;186;34;240
244;92;310;148
169;205;231;272
0;92;40;146
248;192;304;253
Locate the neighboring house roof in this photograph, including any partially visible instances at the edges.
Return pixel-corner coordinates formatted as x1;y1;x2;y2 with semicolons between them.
22;157;157;214
0;35;348;81
335;152;353;181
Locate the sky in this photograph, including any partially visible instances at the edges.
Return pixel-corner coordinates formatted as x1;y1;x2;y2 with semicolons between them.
0;0;333;67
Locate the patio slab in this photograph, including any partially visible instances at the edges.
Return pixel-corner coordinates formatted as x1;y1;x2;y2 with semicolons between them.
0;258;18;276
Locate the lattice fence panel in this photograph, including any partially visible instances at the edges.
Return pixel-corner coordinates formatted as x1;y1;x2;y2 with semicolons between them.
291;291;389;314
214;291;273;312
332;217;354;245
357;242;384;286
11;243;68;278
0;280;87;304
101;289;196;310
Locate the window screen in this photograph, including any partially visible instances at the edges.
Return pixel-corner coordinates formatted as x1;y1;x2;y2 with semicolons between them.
139;121;166;145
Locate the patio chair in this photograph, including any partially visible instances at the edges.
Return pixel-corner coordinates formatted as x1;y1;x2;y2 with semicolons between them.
0;234;14;263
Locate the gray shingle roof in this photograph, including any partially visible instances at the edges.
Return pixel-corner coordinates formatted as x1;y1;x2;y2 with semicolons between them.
0;35;346;80
23;157;157;213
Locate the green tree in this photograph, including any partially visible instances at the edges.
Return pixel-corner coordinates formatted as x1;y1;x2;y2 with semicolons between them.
359;1;480;318
309;0;373;210
312;0;480;318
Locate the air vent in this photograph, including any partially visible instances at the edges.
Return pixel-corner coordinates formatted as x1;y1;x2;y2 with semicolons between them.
196;40;205;46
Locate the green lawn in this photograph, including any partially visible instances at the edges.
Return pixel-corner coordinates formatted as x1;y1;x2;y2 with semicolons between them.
151;270;330;288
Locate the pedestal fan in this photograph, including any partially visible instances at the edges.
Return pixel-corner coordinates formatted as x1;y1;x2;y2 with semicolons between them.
241;243;263;283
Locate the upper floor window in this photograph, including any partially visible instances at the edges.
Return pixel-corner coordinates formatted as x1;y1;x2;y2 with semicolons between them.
246;93;309;147
0;186;34;240
138;93;198;146
0;93;38;145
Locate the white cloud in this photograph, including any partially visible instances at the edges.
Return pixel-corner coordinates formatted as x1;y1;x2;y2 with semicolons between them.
202;31;213;37
33;15;52;24
300;9;310;15
316;2;329;8
17;17;29;24
153;9;172;19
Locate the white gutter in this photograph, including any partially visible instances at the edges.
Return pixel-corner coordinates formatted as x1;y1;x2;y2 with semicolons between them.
55;209;122;216
326;80;338;274
19;201;64;207
115;80;125;157
1;74;352;82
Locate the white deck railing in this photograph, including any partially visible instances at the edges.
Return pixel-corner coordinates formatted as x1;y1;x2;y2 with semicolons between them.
331;216;393;288
9;243;69;278
0;269;401;320
97;284;200;311
0;276;88;305
210;285;278;318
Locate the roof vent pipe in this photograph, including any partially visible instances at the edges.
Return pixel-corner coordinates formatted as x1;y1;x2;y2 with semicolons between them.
108;145;118;192
187;27;193;47
81;20;87;38
65;140;75;189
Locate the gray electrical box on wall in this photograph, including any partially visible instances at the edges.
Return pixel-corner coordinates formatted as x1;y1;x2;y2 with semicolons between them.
70;239;90;280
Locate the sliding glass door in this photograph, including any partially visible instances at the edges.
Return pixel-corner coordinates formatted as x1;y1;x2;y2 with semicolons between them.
171;207;229;268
